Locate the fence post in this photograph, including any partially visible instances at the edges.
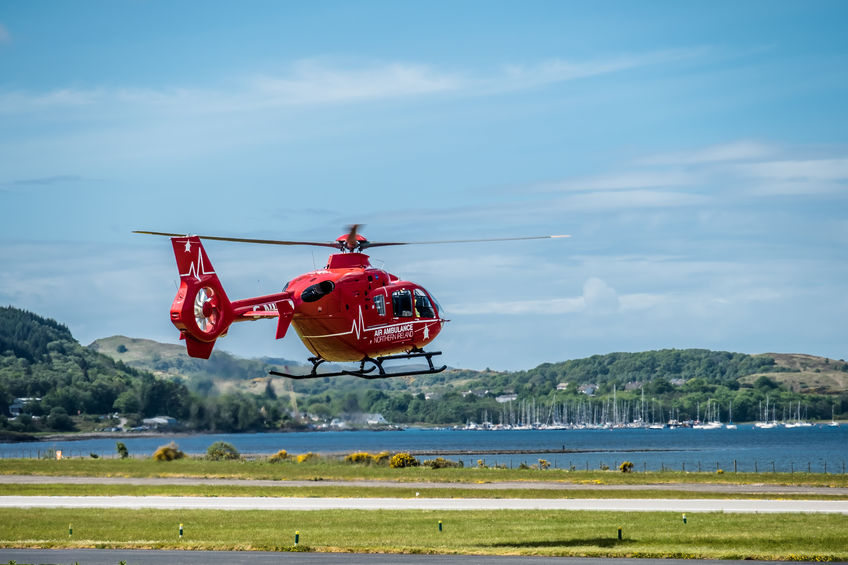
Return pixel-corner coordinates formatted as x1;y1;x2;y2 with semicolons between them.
734;459;737;473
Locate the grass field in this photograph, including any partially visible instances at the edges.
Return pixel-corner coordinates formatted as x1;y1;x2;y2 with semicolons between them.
3;457;848;487
2;457;847;559
0;508;846;560
3;483;848;500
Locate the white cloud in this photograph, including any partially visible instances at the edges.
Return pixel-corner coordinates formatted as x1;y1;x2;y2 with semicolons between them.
248;60;462;106
449;277;618;316
552;189;708;211
0;48;708;117
735;157;848;195
536;171;697;192
639;140;774;165
497;48;707;92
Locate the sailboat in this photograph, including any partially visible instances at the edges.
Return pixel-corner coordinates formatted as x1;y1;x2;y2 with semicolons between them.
725;401;737;429
754;396;778;429
830;406;840;427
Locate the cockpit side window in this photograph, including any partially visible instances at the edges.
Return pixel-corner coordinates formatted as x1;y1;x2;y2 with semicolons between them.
414;289;435;318
373;294;386;316
392;290;413;317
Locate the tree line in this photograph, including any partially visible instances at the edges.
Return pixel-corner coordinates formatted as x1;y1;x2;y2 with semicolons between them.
1;306;845;432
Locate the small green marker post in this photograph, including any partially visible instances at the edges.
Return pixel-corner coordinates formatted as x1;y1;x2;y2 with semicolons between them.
617;527;622;540
438;520;443;532
682;513;687;524
179;523;183;539
68;523;72;537
295;531;300;546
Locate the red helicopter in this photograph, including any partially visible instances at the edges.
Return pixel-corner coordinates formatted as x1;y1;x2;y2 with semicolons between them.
135;226;568;379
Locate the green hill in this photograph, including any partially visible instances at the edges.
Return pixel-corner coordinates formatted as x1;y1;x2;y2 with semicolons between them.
0;307;301;433
89;335;302;382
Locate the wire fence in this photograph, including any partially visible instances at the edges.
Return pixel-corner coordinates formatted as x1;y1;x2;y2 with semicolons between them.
3;448;847;474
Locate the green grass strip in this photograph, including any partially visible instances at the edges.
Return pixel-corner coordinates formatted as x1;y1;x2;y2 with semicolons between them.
2;483;847;500
3;458;848;487
0;508;845;560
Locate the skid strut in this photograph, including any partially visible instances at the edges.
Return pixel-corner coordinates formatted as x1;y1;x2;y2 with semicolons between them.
269;349;447;380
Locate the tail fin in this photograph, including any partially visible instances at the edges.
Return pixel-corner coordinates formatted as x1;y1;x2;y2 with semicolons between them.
169;236;234;359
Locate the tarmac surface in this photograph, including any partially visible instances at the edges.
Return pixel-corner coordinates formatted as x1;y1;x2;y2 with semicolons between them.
2;493;847;513
2;550;842;565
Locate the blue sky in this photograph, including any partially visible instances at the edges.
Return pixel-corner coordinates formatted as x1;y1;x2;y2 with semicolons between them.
1;1;846;370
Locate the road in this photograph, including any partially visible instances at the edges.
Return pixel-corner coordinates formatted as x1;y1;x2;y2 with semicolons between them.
0;549;838;565
2;494;847;513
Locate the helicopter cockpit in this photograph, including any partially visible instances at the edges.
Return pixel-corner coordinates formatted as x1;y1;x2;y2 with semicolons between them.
389;287;440;319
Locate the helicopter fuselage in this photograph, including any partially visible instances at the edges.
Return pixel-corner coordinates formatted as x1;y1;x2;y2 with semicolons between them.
283;252;446;362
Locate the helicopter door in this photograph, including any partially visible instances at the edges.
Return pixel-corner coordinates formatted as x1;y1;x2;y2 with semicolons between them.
414;289;435;318
391;290;414;317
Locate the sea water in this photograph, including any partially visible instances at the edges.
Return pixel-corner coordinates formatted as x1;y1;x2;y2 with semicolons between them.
1;425;845;473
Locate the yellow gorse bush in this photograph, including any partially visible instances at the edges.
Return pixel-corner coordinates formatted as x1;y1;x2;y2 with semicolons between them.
268;449;288;463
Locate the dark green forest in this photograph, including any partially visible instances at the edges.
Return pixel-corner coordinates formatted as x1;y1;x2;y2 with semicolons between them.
1;306;846;434
0;306;295;434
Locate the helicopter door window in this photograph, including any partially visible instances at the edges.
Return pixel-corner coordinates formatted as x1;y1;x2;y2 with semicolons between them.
392;290;413;317
414;289;435;318
373;294;386;316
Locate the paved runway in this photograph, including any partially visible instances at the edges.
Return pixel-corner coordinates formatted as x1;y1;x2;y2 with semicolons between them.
0;549;837;565
2;495;847;513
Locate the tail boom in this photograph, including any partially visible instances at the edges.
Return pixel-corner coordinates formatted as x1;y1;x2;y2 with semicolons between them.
168;236;292;358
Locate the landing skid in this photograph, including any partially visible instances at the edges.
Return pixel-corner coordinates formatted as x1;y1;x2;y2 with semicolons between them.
269;349;447;380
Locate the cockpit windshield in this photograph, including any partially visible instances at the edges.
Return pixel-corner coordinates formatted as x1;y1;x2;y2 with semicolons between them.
414;288;436;318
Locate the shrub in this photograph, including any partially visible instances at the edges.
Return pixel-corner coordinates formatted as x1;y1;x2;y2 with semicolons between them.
206;441;240;461
268;449;289;463
295;452;319;463
619;461;634;473
372;451;391;465
116;442;129;459
422;457;462;469
89;452;99;459
344;452;373;465
389;452;419;468
152;442;185;461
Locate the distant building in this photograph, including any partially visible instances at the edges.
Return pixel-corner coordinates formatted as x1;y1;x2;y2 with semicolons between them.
495;393;518;403
624;381;643;391
670;378;687;386
578;384;598;396
332;412;389;428
556;382;569;391
142;416;178;429
9;397;40;417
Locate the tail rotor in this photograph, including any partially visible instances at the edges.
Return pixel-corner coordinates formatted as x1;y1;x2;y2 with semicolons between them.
168;236;234;358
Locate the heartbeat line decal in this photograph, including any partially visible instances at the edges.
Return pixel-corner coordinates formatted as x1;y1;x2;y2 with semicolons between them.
301;306;439;342
177;238;215;281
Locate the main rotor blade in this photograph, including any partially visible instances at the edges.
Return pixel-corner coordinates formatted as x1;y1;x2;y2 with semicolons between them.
134;231;570;249
133;231;339;248
363;234;570;248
